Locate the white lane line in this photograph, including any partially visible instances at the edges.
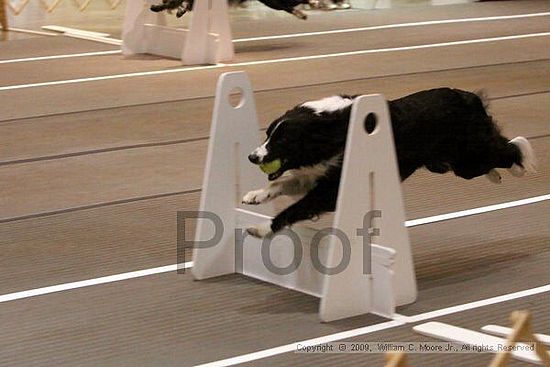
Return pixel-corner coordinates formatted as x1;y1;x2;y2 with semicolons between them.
234;12;550;42
42;25;111;38
1;32;549;91
193;320;406;367
2;11;549;64
0;64;222;91
0;50;122;65
0;194;547;304
192;285;550;367
60;33;123;46
6;27;58;36
0;262;192;304
405;193;550;227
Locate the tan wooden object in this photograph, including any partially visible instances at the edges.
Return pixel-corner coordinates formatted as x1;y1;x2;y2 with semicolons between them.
0;0;8;35
489;310;550;367
385;352;409;367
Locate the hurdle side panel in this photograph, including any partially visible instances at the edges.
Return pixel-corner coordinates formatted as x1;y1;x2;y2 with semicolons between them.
208;0;234;62
182;0;211;64
182;0;234;64
320;95;416;322
192;72;272;279
122;0;166;55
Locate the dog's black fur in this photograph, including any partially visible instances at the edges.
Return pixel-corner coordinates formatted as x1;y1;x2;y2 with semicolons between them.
150;0;193;17
150;0;310;19
243;88;536;237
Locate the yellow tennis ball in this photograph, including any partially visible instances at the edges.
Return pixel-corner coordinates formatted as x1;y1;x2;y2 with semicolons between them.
259;159;282;174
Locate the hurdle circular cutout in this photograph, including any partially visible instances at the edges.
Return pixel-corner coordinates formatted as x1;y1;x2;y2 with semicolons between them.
228;87;245;108
364;112;378;135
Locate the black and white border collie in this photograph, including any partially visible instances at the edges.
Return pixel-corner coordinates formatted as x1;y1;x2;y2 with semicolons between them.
242;88;537;238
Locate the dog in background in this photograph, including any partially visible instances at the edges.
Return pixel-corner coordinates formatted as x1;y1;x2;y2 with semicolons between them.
150;0;310;19
150;0;193;17
242;88;537;238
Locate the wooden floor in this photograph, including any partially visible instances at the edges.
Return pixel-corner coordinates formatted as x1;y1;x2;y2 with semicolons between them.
1;1;549;366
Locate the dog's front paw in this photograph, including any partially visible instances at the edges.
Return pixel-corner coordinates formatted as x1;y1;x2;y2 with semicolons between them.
242;189;272;205
246;222;273;238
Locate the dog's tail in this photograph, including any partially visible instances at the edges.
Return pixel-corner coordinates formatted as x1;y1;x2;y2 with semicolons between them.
508;136;537;176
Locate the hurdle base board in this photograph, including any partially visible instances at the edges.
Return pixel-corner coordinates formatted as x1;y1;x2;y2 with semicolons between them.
141;24;218;61
482;325;550;346
235;208;397;318
414;322;548;365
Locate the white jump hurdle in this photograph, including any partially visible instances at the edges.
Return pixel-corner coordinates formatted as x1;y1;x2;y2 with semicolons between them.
122;0;233;65
192;71;417;322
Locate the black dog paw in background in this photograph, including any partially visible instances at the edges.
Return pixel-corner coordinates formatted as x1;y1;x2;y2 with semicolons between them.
150;0;310;20
150;0;193;18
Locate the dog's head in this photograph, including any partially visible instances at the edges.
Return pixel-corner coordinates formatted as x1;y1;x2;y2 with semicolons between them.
248;98;352;180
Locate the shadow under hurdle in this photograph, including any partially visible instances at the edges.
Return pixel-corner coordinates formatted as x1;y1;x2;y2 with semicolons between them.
122;0;233;65
191;71;417;322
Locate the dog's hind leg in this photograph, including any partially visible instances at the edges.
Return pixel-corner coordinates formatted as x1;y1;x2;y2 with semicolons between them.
398;160;421;181
450;151;499;181
425;162;452;174
507;136;537;176
485;169;502;184
453;136;536;182
289;8;307;20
